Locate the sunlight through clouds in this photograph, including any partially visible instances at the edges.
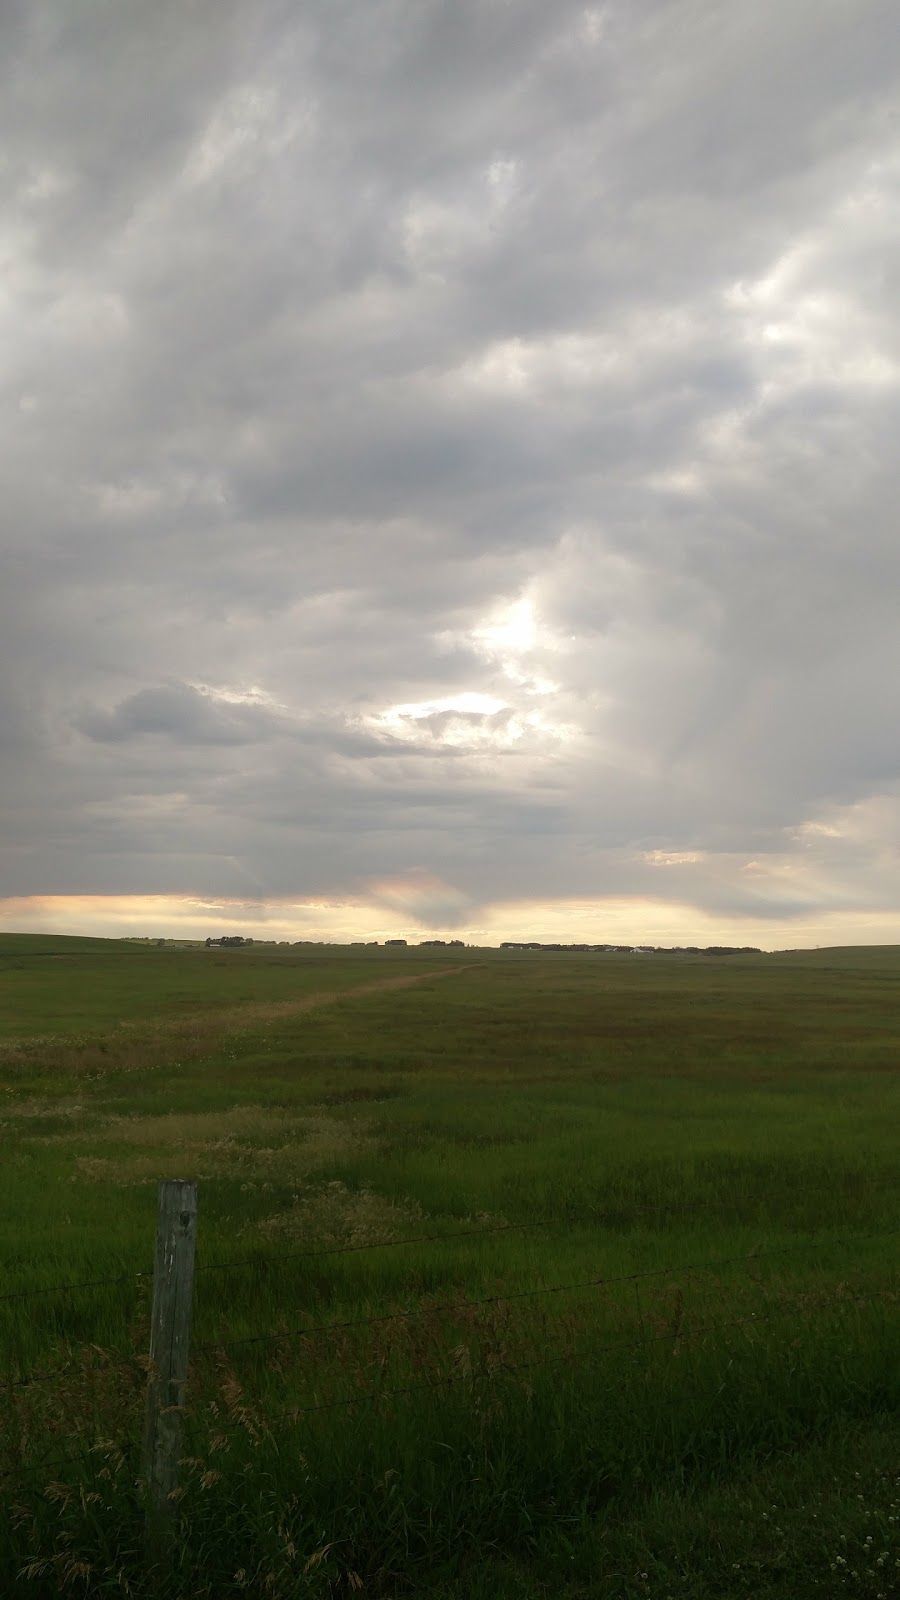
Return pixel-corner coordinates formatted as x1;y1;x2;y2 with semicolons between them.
2;0;900;945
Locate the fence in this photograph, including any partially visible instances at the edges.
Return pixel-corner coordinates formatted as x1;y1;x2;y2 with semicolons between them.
2;1179;897;1566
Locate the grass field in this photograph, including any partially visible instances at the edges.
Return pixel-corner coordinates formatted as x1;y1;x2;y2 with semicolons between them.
0;935;898;1599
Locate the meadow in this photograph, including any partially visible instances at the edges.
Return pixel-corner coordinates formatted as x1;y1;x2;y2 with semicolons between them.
0;933;898;1599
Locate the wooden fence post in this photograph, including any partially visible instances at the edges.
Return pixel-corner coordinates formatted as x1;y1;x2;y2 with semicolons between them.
141;1178;198;1565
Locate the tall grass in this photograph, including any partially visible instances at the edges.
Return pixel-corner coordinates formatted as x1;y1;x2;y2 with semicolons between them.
0;939;898;1596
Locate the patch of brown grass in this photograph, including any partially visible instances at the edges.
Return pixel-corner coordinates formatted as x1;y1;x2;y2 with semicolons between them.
0;1097;85;1121
259;1179;427;1250
52;1109;374;1186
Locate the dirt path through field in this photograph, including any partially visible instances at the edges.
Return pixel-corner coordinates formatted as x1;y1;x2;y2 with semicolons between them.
205;964;473;1034
0;966;475;1075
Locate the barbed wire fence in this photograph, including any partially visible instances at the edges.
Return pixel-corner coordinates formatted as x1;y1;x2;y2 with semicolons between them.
1;1181;897;1554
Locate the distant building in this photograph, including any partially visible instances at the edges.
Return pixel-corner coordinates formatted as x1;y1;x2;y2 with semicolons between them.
205;936;245;948
385;938;408;947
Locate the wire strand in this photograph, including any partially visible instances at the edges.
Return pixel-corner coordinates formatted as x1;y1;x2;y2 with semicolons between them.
2;1196;896;1307
190;1189;900;1277
191;1207;715;1275
189;1226;900;1358
194;1285;895;1432
0;1271;146;1306
4;1288;892;1481
6;1226;898;1390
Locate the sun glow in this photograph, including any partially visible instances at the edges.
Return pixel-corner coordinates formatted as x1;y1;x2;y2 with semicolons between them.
8;893;900;951
372;593;573;754
364;690;552;750
473;597;537;655
376;691;508;724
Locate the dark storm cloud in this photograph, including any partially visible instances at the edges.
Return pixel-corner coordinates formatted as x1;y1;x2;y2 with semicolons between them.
3;0;900;932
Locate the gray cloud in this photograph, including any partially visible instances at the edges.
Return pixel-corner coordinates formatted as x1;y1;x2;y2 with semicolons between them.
2;0;900;936
76;684;280;746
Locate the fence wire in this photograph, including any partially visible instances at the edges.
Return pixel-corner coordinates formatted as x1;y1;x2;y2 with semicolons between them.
191;1230;900;1358
6;1225;897;1392
2;1202;897;1309
7;1282;891;1487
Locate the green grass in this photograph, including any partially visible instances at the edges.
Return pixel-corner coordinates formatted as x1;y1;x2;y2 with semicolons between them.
0;936;898;1598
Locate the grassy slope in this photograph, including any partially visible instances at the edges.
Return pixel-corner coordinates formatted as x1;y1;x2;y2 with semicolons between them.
0;937;898;1598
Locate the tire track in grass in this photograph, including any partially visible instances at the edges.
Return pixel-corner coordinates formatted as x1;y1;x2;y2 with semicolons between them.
0;966;476;1082
198;963;474;1033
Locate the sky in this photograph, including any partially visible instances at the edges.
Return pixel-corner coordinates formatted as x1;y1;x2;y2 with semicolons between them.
2;0;900;949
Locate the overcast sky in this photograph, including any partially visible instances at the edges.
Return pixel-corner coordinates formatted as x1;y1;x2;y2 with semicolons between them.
3;0;900;947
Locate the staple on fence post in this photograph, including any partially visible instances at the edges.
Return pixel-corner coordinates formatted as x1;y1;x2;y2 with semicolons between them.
141;1178;198;1567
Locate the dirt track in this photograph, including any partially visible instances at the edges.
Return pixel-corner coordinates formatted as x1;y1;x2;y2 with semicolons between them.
214;964;472;1032
0;966;473;1065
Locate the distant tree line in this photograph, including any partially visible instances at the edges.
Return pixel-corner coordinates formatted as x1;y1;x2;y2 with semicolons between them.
499;942;762;954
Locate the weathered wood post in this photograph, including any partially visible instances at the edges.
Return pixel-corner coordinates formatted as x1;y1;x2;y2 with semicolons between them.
141;1179;198;1565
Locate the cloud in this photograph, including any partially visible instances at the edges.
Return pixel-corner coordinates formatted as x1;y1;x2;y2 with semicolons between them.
2;0;900;941
76;683;281;746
